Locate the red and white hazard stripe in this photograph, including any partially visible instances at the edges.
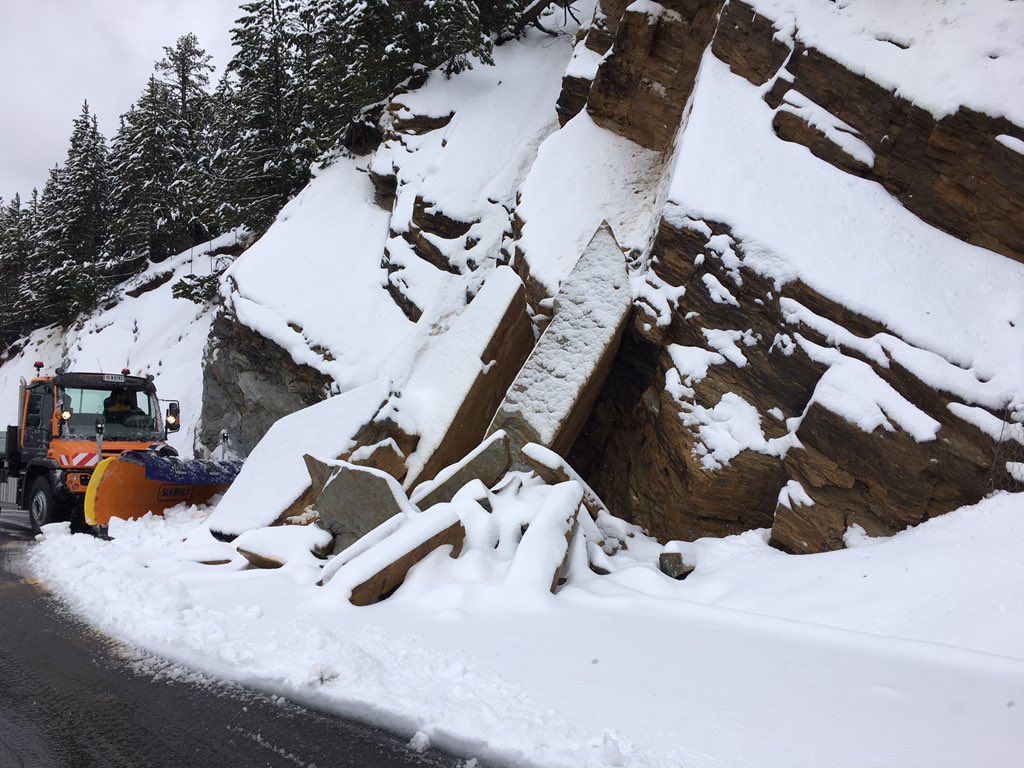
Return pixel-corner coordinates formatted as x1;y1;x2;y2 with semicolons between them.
57;453;100;468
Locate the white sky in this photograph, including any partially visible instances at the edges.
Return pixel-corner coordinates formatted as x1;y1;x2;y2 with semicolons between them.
0;1;242;202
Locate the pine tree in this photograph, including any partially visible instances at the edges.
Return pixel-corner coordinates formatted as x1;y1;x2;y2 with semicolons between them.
479;0;530;39
59;101;110;264
221;0;313;230
30;103;110;325
155;32;214;121
421;0;493;77
106;34;220;269
201;72;247;231
156;33;218;246
106;78;184;267
0;195;24;347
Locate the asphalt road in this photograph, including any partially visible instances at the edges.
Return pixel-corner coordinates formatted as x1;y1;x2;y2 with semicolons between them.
0;509;464;768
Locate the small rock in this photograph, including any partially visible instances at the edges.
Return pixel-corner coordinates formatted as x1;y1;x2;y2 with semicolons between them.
659;552;694;580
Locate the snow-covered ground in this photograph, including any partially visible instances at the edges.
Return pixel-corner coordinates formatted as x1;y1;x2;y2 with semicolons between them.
6;2;1024;766
29;489;1024;768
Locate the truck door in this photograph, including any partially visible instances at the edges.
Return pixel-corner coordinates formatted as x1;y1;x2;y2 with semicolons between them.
22;385;54;461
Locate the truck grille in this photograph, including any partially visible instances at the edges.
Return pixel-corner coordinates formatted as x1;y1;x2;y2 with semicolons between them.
0;478;18;506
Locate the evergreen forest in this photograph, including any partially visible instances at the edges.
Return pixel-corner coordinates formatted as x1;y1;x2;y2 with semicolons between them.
0;0;558;350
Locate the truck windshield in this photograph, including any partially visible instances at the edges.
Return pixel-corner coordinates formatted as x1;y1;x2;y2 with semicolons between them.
60;387;162;441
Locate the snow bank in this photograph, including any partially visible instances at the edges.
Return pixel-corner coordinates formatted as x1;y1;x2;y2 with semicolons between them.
28;489;1024;768
516;111;666;294
233;524;334;568
224;159;413;392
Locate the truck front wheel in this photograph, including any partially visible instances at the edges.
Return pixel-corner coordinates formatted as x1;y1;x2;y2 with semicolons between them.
28;478;60;535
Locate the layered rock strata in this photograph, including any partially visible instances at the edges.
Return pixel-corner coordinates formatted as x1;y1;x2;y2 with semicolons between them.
570;217;1002;551
713;0;1024;265
586;0;723;152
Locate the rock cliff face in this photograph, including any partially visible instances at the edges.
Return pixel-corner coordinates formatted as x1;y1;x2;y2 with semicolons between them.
569;216;1000;551
563;0;1020;551
199;311;333;458
197;0;1021;556
587;0;720;152
713;0;1024;266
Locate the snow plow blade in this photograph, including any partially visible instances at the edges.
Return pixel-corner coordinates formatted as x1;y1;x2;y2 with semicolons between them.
84;451;243;527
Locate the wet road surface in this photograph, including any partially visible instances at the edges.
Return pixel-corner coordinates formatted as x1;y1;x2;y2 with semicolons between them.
0;509;463;768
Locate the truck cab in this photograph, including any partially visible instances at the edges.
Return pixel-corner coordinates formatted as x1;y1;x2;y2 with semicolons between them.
1;364;179;533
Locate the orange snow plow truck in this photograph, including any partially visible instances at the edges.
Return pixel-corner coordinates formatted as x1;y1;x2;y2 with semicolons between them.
0;362;241;534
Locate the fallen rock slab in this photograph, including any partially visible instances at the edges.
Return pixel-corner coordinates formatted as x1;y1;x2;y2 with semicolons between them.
323;506;465;606
488;223;632;459
307;457;419;554
234;525;334;569
410;431;511;510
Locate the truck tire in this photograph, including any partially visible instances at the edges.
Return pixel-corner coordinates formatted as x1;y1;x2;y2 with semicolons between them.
28;477;59;535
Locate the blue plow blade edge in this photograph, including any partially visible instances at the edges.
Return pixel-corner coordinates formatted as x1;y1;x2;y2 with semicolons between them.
117;450;244;486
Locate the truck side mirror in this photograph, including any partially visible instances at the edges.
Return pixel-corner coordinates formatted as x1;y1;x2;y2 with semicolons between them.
165;402;181;434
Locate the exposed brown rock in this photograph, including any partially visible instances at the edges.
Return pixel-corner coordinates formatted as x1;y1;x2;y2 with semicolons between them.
125;270;174;299
411;196;477;240
511;241;555;318
554;0;633;128
348;520;465;606
588;0;723;152
236;548;286;569
555;75;593;126
772;109;872;177
772;357;994;554
369;168;398;211
395;198;483;275
401;227;463;274
570;216;1002;551
586;0;632;55
391;109;454;136
381;250;424;322
711;0;790;86
712;0;1024;265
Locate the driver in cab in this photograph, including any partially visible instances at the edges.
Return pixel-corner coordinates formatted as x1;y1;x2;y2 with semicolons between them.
103;388;146;425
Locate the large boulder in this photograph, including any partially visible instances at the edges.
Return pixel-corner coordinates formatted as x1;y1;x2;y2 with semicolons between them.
488;224;632;460
308;458;417;553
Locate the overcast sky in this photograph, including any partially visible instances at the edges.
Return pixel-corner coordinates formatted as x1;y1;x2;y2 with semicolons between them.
0;1;242;202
